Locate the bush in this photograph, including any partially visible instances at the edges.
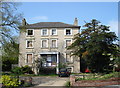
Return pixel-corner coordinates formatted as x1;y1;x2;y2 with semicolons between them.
21;65;33;74
2;75;20;88
11;67;22;75
11;65;33;75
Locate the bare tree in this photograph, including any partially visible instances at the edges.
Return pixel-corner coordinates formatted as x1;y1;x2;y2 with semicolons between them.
0;1;23;45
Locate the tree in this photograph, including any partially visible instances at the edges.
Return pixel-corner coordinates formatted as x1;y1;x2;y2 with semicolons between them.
0;1;22;71
2;36;19;71
0;1;22;45
68;19;120;73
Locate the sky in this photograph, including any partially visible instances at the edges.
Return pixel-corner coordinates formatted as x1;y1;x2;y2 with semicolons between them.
16;2;118;36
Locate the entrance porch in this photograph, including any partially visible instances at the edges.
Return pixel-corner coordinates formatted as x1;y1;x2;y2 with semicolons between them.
40;52;59;74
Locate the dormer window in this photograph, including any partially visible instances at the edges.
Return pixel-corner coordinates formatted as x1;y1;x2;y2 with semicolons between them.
65;28;72;35
27;29;34;36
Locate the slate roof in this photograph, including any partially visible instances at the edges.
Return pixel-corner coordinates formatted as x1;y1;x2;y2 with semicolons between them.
23;22;80;29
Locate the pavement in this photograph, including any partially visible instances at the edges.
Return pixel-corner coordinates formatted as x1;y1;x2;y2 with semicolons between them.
37;77;69;86
20;76;69;87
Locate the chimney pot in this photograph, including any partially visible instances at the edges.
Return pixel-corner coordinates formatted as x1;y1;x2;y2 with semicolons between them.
74;18;78;26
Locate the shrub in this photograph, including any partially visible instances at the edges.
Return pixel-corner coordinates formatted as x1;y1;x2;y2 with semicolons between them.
11;67;23;75
21;65;33;74
11;65;33;75
2;75;20;88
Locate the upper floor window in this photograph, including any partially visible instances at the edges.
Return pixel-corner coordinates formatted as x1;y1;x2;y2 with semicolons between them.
51;28;57;35
41;29;48;36
65;28;72;35
26;53;33;63
41;39;48;48
27;29;34;36
65;39;72;47
51;39;57;48
26;40;33;48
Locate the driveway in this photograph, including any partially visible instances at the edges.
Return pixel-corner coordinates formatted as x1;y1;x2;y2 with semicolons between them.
20;76;69;87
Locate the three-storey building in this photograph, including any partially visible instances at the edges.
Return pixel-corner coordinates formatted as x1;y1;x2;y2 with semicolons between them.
19;18;81;74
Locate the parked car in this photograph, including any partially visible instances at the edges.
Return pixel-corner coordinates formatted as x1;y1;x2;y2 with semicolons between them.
58;68;71;77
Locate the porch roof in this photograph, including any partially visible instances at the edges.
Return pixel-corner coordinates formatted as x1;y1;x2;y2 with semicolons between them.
40;52;59;55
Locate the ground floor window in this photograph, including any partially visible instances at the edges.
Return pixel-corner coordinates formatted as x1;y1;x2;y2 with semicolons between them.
26;53;33;63
67;67;74;72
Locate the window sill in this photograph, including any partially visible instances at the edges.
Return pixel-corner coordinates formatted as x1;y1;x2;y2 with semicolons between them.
50;47;58;49
41;47;49;49
41;35;49;37
26;35;34;37
65;35;73;36
26;47;34;49
51;35;58;36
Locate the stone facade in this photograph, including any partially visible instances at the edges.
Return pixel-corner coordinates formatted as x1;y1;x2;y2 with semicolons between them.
19;18;81;74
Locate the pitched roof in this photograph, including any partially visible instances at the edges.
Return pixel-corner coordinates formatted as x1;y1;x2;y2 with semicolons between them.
23;22;80;29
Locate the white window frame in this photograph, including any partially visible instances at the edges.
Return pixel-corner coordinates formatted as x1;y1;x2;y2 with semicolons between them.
64;39;72;48
41;29;48;36
51;39;58;48
26;40;34;48
26;29;34;36
26;53;33;64
67;67;74;72
64;28;72;35
41;39;48;48
50;28;57;35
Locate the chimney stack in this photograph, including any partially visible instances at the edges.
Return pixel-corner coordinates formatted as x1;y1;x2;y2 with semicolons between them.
22;18;27;26
74;18;78;26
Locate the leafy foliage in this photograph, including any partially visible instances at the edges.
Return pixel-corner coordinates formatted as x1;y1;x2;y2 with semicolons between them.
75;72;119;81
1;1;22;71
68;19;120;73
2;37;19;71
11;65;33;75
2;75;20;88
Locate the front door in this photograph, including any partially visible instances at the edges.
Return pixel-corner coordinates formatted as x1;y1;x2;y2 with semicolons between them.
47;55;52;66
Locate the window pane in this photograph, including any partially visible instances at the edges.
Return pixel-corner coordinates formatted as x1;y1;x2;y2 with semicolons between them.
52;40;56;47
51;55;57;63
27;54;32;63
27;41;33;48
42;40;47;48
52;29;56;35
28;30;33;35
42;29;47;35
66;29;71;35
66;40;71;47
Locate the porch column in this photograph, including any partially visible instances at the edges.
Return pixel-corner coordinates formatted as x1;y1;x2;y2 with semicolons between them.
56;52;59;74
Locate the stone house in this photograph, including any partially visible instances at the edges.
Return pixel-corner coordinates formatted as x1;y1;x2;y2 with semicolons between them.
19;18;81;74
